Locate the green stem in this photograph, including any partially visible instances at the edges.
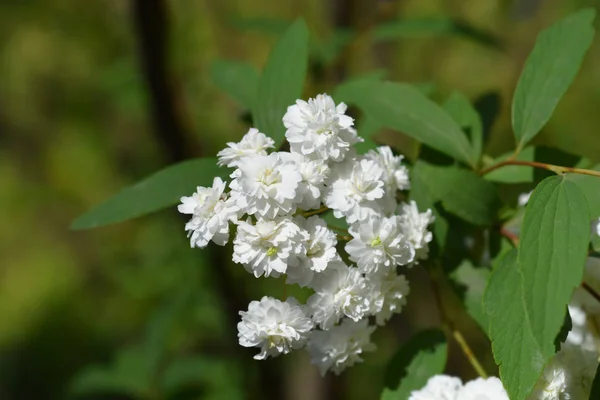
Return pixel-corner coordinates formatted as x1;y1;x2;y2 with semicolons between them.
480;159;600;178
302;206;329;217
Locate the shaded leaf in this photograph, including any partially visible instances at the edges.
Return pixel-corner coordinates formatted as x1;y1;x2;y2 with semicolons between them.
555;308;572;352
590;364;600;400
254;19;309;144
411;161;499;225
210;60;259;110
71;158;228;229
381;329;447;400
372;18;502;49
512;8;595;150
473;91;501;144
230;16;289;35
350;81;475;166
443;91;483;163
449;260;490;333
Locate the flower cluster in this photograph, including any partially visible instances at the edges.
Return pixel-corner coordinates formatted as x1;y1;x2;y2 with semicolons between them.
409;375;508;400
179;94;433;375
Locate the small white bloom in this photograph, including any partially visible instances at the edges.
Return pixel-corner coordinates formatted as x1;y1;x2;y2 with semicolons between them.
307;318;376;375
530;343;598;399
518;190;533;207
284;94;361;162
286;216;340;287
233;217;308;278
307;263;370;329
282;153;330;210
365;146;410;191
409;375;462;400
178;177;239;248
217;128;275;168
458;377;508;400
238;296;314;360
592;218;600;238
229;152;302;219
366;271;410;325
566;305;596;352
345;215;415;274
325;158;386;224
398;201;435;262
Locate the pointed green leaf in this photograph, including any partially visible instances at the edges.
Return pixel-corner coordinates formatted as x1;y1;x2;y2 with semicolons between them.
210;60;259;110
71;158;228;230
512;8;595;150
449;260;490;334
443;91;483;162
411;161;499;225
350;81;475;166
381;329;447;400
485;175;591;399
254;19;309;144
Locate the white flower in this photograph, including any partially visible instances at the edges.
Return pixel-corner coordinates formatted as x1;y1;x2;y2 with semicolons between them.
307;263;370;329
238;296;314;360
592;218;600;238
366;271;410;325
178;177;239;248
365;146;410;191
286;216;340;287
284;93;361;162
571;257;600;315
217;128;275;168
325;158;386;224
345;215;415;274
307;318;376;375
294;156;330;210
398;201;435;262
518;190;533;207
233;217;308;278
566;305;596;352
458;377;508;400
229;152;302;219
529;344;598;399
409;375;462;400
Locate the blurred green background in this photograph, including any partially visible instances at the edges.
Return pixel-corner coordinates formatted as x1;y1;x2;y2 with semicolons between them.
1;0;600;399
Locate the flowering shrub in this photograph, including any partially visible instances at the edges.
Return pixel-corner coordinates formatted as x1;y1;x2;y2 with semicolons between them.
72;7;600;400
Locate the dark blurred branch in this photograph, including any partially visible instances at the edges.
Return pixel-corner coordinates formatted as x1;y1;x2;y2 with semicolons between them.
131;0;195;162
131;1;283;399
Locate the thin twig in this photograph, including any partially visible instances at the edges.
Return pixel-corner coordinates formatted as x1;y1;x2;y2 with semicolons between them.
480;159;600;178
302;206;329;217
328;224;350;235
429;267;488;378
499;227;519;246
583;282;600;304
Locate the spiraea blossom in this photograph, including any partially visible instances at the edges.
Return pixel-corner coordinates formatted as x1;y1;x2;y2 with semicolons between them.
217;128;275;168
286;216;339;287
238;296;314;360
283;93;361;162
232;217;308;278
179;93;434;376
325;158;386;223
178;177;239;248
307;318;376;376
345;215;415;274
410;375;508;400
366;271;410;325
398;201;435;262
308;262;371;329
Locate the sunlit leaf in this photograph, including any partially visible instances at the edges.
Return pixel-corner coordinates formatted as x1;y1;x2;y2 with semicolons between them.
381;329;447;400
512;8;595;150
254;19;309;144
71;158;228;229
449;260;490;333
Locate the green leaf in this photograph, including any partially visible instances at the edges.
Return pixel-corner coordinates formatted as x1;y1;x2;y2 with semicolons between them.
332;70;387;104
351;81;475;166
355;116;383;153
590;364;600;400
312;28;355;65
372;18;502;49
449;260;490;333
381;329;447;400
210;60;259;110
71;158;228;229
443;91;483;162
254;19;309;144
230;16;289;35
512;8;596;150
411;161;499;225
485;176;591;399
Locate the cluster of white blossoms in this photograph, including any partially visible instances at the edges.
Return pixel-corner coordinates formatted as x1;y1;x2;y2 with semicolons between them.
178;94;434;375
410;376;508;400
